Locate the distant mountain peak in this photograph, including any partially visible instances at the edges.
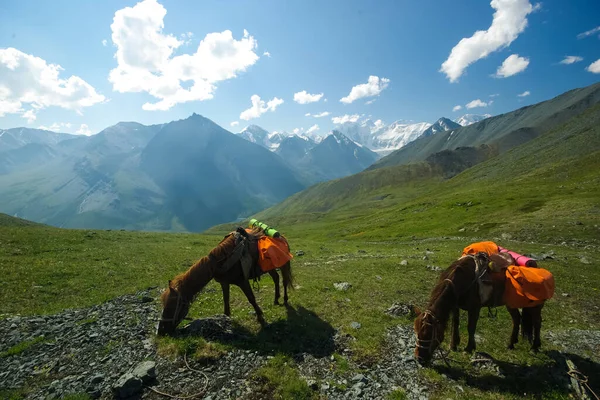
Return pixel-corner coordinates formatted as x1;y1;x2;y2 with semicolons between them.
421;117;461;138
455;114;492;126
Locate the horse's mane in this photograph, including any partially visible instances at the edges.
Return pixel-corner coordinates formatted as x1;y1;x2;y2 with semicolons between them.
427;256;475;307
160;227;267;307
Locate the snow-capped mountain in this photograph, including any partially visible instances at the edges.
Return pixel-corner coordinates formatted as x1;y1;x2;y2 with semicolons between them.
454;114;492;126
236;125;284;151
334;119;431;155
421;117;462;138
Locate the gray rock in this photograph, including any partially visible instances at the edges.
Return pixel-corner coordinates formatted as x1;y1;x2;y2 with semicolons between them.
350;322;361;329
296;250;305;256
90;374;104;384
580;257;591;264
132;360;156;382
113;373;143;398
400;260;408;266
334;282;352;291
352;373;367;383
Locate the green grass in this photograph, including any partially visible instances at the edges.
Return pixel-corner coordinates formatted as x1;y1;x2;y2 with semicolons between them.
252;355;316;399
0;336;45;358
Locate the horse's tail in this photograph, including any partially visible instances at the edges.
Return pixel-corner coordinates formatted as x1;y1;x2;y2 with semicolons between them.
521;307;534;342
281;262;294;290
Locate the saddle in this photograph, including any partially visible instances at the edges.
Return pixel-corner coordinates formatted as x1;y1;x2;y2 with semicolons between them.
216;228;259;280
473;252;510;307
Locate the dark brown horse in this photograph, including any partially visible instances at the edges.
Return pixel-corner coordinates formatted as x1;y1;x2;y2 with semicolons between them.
157;228;293;335
413;252;544;365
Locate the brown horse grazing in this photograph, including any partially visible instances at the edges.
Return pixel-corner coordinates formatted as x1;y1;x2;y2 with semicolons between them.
414;252;545;365
157;227;293;336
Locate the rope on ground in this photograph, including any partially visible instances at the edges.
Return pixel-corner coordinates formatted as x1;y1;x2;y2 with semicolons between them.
145;351;208;400
567;358;598;400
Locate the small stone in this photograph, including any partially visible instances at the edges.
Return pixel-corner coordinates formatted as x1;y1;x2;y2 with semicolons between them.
334;282;352;291
580;257;591;264
113;373;143;398
306;379;318;390
358;249;367;254
296;250;305;256
562;293;570;297
352;373;367;383
458;228;465;232
350;321;361;329
400;260;408;266
375;275;382;281
90;374;104;384
321;382;330;391
139;296;153;303
132;360;156;382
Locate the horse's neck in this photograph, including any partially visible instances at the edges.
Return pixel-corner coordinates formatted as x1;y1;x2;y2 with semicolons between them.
430;285;456;325
179;257;215;298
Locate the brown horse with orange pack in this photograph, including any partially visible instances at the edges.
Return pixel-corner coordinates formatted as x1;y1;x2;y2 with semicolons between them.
414;241;555;365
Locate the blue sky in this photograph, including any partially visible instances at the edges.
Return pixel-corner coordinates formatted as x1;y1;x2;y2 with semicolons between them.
0;0;599;136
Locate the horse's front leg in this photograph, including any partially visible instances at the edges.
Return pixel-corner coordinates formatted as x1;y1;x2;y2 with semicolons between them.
238;280;266;326
269;270;281;305
506;306;520;349
465;307;480;353
220;283;231;316
450;307;460;351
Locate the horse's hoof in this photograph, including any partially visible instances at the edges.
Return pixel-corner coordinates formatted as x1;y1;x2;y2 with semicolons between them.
274;300;280;306
464;346;475;353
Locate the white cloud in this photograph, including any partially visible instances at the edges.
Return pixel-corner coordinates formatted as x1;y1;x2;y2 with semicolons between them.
76;124;92;136
109;0;259;111
306;124;319;134
517;90;530;97
263;51;271;58
38;122;72;132
340;76;390;104
373;119;385;130
230;121;239;127
0;47;105;118
293;90;324;104
495;54;529;78
332;114;360;124
466;99;490;109
489;93;500;97
293;128;303;134
440;0;537;82
452;105;463;112
559;56;583;65
587;59;600;74
365;99;376;105
305;113;311;117
239;95;283;120
102;39;108;47
313;111;330;118
22;109;37;124
577;26;600;39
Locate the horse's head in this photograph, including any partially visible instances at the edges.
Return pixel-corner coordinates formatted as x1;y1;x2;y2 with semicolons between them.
414;308;444;365
157;281;191;336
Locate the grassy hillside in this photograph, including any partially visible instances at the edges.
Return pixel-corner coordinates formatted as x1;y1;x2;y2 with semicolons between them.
254;104;600;246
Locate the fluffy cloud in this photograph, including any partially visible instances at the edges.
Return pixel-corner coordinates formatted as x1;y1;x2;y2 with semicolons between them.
109;0;259;111
239;95;283;120
495;54;529;78
332;114;360;124
313;111;330;118
577;26;600;39
263;51;271;58
0;47;105;118
466;99;490;109
517;90;530;97
452;105;463;112
365;99;376;105
230;121;239;127
293;128;303;134
373;119;385;130
102;39;108;47
559;56;583;65
306;124;319;134
21;109;37;124
76;124;92;136
587;59;600;74
440;0;537;82
340;76;390;104
293;90;324;104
